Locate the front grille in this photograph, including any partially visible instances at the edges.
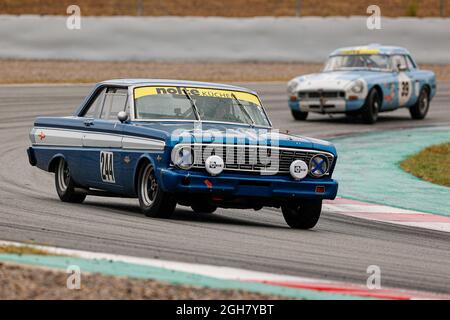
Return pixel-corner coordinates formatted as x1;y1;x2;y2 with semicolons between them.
298;91;345;99
185;144;334;175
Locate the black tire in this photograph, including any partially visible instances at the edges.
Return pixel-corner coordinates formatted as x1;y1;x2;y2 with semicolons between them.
409;87;430;120
191;204;217;214
361;89;380;124
281;199;322;229
55;158;86;203
137;162;176;218
291;109;308;120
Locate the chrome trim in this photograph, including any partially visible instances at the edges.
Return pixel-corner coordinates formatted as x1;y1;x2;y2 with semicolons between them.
122;136;165;150
174;143;335;157
172;143;334;176
131;119;272;129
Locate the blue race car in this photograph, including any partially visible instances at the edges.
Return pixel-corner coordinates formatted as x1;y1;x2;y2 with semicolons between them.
287;44;436;123
27;79;338;229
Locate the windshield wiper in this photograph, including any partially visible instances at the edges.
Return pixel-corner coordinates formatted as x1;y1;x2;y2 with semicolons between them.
231;93;255;127
182;88;201;121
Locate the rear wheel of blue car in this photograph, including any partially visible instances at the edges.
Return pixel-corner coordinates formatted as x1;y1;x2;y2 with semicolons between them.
281;199;322;229
410;87;430;120
138;162;176;218
55;158;86;203
361;89;380;124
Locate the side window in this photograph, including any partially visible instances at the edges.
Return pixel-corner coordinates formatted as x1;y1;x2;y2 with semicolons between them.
391;55;408;71
100;88;128;120
406;55;417;70
82;88;106;118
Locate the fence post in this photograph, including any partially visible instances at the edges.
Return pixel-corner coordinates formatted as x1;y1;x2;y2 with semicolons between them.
296;0;302;17
439;0;444;17
137;0;143;16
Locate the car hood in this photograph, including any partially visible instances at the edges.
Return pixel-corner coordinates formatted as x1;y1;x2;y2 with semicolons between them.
131;122;336;154
291;70;389;91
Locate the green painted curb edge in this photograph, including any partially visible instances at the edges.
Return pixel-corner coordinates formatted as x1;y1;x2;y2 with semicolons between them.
329;126;450;216
0;254;367;300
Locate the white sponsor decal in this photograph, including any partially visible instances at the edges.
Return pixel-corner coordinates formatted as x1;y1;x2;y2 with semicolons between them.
205;155;224;176
290;160;308;180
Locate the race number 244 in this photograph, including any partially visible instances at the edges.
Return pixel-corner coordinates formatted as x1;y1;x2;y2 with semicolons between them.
100;151;115;183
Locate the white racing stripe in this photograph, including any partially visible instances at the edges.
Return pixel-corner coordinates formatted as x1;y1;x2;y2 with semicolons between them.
30;127;165;150
30;127;83;147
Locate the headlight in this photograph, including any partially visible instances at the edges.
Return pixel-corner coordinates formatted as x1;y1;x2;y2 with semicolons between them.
350;80;364;93
171;145;194;170
309;155;330;177
287;80;299;94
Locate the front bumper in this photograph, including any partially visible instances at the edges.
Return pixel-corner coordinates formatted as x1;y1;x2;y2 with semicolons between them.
159;168;338;200
288;98;365;113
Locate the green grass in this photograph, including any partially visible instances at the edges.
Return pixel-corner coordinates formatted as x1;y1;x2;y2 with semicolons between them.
400;142;450;187
406;0;419;16
0;245;49;255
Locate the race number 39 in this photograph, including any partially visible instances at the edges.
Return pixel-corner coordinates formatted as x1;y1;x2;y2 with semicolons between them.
100;151;115;183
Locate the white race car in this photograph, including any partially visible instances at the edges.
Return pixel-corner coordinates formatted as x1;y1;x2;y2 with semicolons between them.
287;44;436;124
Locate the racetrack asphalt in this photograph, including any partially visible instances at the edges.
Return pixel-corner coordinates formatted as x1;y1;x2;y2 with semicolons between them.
0;82;449;294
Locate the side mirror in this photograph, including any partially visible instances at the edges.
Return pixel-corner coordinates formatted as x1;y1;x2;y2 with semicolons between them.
117;111;129;123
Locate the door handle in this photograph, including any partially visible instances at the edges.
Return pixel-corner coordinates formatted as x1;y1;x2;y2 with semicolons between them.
84;119;94;127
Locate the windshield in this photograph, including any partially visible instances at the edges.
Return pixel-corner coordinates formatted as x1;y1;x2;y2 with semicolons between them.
324;54;391;72
134;86;270;127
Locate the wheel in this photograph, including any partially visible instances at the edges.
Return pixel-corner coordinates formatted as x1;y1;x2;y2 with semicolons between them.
409;87;430;120
281;199;322;229
361;89;380;124
291;109;308;120
55;158;86;203
137;162;176;218
191;204;217;214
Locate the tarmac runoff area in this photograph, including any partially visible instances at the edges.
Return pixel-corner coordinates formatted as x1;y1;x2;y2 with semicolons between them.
331;125;450;216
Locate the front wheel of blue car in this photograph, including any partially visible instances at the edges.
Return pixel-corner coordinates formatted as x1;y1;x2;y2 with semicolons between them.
281;200;322;229
138;163;176;218
361;89;380;124
410;87;430;120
